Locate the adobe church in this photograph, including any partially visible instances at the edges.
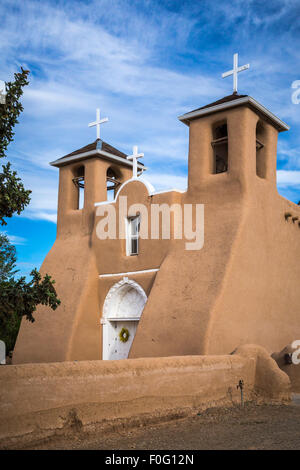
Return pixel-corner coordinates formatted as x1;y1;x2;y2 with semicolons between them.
13;56;300;364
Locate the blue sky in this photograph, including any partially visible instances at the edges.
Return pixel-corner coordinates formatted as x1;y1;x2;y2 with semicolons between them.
0;0;300;277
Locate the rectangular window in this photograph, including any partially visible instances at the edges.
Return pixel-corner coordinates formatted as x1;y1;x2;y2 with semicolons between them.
256;121;266;178
78;185;84;209
126;216;140;256
211;122;228;174
72;175;85;210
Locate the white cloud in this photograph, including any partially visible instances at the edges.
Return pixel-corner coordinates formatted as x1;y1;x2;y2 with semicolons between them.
147;172;188;192
277;141;300;170
22;211;57;223
0;232;27;245
277;170;300;186
1;0;300;224
7;164;59;223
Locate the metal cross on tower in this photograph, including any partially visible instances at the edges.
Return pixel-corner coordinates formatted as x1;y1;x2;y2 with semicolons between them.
127;145;144;178
88;108;108;140
222;53;250;94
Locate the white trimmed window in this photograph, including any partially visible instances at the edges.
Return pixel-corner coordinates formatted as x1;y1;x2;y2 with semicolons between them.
126;215;140;256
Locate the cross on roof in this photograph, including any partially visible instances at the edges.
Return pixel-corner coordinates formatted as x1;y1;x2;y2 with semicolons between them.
127;145;144;178
222;53;250;94
88;108;108;140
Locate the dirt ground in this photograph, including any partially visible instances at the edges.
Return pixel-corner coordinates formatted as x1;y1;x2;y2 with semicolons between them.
17;396;300;451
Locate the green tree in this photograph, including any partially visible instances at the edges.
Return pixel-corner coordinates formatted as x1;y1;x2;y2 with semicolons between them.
0;70;60;354
0;231;17;280
0;68;31;225
0;233;60;353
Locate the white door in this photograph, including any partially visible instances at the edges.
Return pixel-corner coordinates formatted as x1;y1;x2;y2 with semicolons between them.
107;321;138;360
102;279;147;360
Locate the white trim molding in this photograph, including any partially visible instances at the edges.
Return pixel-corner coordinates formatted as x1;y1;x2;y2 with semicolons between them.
94;177;155;207
178;95;289;132
50;148;147;170
115;177;155;200
94;177;187;207
99;268;159;278
102;277;147;320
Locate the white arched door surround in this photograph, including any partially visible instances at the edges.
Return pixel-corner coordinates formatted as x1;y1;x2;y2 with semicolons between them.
101;278;147;360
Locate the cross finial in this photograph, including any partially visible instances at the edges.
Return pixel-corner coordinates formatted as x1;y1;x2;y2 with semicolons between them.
222;53;250;94
127;145;144;178
88;108;108;140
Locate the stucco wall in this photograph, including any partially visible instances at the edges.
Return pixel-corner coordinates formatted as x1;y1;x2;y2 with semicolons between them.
206;189;300;355
0;345;290;448
12;103;300;364
130;108;300;359
13;236;101;363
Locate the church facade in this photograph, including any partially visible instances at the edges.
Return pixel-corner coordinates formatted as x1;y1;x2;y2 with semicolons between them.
13;93;300;364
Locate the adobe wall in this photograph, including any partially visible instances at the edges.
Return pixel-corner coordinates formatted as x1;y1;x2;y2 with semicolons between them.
13;236;101;363
207;189;300;355
12;104;300;364
0;345;290;449
13;158;133;364
93;179;182;275
94;179;183;360
130;107;253;358
129;183;243;357
130;107;300;358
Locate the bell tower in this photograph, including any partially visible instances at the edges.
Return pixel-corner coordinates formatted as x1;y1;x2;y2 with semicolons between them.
50;139;144;237
178;94;289;193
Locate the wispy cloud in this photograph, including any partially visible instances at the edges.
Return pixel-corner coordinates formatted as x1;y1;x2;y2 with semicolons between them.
0;0;300;231
0;231;27;245
277;170;300;186
147;172;188;192
277;141;300;170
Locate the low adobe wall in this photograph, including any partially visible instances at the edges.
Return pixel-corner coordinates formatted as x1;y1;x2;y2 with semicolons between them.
0;345;290;448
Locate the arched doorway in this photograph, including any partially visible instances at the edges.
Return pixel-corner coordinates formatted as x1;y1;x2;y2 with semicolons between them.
101;278;147;360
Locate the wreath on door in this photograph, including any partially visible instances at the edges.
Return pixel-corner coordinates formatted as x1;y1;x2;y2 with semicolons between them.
119;327;130;343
